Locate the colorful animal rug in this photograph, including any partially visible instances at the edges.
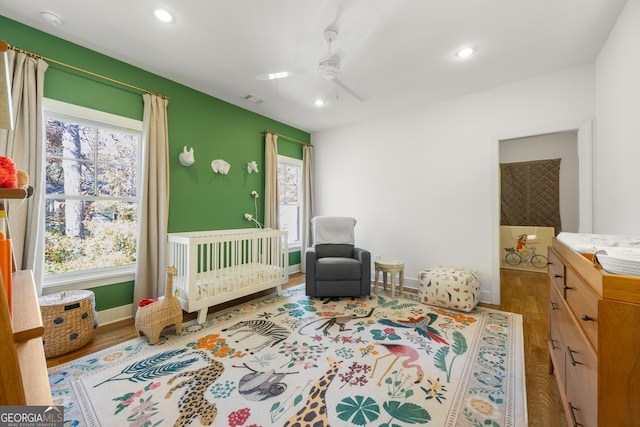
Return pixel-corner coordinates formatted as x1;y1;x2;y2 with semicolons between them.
49;286;526;426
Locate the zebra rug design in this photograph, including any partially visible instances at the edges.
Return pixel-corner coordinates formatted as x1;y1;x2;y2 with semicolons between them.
50;286;527;427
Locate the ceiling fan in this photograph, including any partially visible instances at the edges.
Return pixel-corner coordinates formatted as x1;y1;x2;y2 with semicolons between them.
257;26;365;102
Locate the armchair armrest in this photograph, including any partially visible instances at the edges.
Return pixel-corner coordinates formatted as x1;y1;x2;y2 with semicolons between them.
354;247;371;293
305;247;318;295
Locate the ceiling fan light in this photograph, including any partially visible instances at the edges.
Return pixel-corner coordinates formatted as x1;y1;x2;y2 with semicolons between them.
314;99;325;107
154;9;174;23
456;47;475;58
268;71;291;80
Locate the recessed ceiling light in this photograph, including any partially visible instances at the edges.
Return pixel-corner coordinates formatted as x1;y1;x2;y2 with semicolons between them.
154;9;174;23
314;99;325;107
41;11;63;26
456;47;475;58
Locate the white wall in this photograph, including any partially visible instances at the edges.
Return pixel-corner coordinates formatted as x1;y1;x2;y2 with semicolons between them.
595;0;640;235
312;66;595;304
499;131;580;233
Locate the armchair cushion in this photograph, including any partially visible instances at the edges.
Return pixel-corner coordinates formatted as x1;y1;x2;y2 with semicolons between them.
316;257;362;281
314;244;354;258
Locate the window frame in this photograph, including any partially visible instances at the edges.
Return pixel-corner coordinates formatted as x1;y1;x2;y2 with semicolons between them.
42;98;143;291
277;154;303;251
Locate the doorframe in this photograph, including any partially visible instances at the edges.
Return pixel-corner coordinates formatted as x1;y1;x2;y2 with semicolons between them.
490;119;593;305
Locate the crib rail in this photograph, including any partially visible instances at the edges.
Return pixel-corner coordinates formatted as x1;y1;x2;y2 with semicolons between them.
167;228;288;323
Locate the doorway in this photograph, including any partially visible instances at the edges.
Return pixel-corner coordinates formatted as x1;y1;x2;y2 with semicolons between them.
499;131;579;233
490;120;593;305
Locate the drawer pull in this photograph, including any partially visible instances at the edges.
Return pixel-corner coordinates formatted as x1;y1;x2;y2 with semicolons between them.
554;274;562;278
563;284;573;291
569;402;583;427
567;347;582;366
550;301;559;310
580;314;594;322
549;338;559;350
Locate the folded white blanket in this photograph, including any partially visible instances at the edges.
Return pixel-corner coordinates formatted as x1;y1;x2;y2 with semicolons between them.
557;232;640;254
312;216;356;245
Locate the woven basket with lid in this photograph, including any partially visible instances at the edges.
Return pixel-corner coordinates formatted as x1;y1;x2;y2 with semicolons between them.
39;290;98;358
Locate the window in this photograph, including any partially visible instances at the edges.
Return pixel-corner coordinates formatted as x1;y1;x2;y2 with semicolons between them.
278;155;302;249
43;99;142;289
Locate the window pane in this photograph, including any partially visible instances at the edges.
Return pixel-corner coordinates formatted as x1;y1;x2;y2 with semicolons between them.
279;205;300;244
277;165;299;205
97;129;138;165
44;199;138;275
278;158;302;246
97;164;137;197
45;158;95;196
45;119;65;157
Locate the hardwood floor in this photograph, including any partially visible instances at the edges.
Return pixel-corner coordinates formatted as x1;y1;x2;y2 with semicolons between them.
47;270;565;426
498;268;566;427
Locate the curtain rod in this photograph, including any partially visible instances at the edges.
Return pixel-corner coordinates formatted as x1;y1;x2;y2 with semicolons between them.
263;129;312;146
4;41;168;100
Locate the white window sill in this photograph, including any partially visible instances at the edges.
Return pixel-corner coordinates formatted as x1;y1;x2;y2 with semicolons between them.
43;266;136;294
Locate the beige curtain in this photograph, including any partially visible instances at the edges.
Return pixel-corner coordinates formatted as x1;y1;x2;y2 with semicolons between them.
133;94;169;309
0;50;48;293
300;144;314;272
264;132;279;228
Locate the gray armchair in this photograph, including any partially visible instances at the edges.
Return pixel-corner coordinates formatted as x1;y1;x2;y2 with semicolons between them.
305;216;371;298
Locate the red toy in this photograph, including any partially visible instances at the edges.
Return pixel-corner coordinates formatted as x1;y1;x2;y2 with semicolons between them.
0;156;18;188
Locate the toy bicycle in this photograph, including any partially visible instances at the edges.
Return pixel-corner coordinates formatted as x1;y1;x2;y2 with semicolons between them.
504;246;548;269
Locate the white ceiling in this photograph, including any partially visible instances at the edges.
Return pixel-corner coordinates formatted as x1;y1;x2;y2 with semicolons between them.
0;0;628;133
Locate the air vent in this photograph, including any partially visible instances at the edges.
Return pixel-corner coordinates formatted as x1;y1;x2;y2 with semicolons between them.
243;94;264;104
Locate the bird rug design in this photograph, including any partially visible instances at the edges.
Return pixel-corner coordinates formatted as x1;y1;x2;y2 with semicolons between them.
49;286;526;426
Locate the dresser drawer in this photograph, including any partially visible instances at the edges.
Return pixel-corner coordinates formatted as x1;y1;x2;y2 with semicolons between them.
565;269;599;351
564;337;597;427
548;248;566;296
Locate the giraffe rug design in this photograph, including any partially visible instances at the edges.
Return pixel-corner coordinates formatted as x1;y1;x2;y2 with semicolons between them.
49;286;526;426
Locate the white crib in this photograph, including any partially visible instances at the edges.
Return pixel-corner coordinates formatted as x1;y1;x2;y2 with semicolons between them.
167;228;288;323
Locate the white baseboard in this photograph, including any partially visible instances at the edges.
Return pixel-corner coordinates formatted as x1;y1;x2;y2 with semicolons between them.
374;277;493;305
98;266;303;326
97;303;134;326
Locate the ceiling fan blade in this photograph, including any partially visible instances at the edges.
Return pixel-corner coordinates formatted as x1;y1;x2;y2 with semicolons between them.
331;78;365;102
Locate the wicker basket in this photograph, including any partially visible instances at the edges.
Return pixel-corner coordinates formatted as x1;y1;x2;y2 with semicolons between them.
39;290;98;358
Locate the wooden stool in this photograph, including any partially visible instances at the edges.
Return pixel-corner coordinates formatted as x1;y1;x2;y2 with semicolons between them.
373;260;405;297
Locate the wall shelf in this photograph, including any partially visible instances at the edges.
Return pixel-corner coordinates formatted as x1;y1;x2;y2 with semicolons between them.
0;186;33;200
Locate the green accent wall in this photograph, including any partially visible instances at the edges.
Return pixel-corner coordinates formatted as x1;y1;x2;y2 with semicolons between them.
1;16;308;311
90;281;134;312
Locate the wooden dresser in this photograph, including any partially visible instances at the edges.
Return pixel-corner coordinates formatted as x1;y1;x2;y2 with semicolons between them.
547;237;640;427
